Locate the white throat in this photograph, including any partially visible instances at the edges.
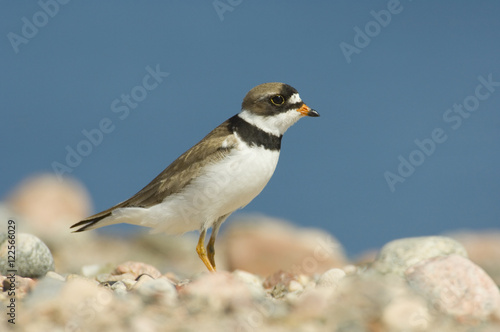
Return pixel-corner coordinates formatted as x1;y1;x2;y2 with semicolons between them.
238;109;303;137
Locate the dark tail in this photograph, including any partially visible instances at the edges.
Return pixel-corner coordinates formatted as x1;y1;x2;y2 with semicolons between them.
70;213;111;232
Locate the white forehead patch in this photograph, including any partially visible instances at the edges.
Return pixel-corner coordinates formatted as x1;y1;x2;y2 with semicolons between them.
288;93;302;104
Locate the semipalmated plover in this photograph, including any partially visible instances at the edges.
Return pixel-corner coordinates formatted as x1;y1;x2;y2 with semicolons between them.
71;82;319;271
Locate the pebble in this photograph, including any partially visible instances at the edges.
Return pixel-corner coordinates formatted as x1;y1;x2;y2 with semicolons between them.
134;277;177;306
121;278;137;290
263;270;298;289
381;296;431;331
224;216;347;276
66;273;100;285
0;233;55;278
0;214;497;332
110;281;128;296
180;272;254;312
405;254;500;321
316;268;346;289
373;236;468;276
292;288;331;319
288;280;303;293
113;261;162;279
2;275;36;300
81;264;104;277
45;271;66;282
232;269;266;298
132;274;155;289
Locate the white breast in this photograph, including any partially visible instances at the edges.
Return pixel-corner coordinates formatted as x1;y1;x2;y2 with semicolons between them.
111;137;280;235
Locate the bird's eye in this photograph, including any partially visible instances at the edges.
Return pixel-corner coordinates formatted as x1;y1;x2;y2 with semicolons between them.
270;95;285;106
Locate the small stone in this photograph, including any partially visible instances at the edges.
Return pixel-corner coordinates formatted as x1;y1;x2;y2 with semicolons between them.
66;274;99;285
120;278;136;290
110;281;128;296
135;277;177;305
180;272;253;312
163;272;180;284
288;280;303;292
113;261;162;279
342;265;358;275
373;236;468;276
292;288;331;319
59;278;114;319
270;283;287;299
296;274;314;289
405;254;500;320
232;269;265;298
382;296;431;331
81;264;103;277
263;270;298;289
317;268;346;289
2;275;36;299
45;271;65;282
132;274;155;290
0;233;55;278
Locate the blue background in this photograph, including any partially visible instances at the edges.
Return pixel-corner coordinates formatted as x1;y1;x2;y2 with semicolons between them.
2;1;499;256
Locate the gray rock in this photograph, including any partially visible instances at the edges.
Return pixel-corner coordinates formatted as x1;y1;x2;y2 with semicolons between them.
373;236;467;276
0;233;55;278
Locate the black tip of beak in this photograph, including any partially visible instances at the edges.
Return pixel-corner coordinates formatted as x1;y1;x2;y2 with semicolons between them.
308;109;320;117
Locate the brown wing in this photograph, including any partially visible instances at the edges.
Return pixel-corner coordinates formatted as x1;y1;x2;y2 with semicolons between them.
71;119;237;232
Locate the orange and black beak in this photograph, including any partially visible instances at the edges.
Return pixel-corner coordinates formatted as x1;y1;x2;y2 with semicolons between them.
297;103;320;117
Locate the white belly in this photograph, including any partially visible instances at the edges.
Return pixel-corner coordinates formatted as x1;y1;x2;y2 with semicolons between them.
112;143;280;234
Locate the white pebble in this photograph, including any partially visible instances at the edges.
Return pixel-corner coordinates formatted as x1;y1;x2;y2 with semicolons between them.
317;268;346;288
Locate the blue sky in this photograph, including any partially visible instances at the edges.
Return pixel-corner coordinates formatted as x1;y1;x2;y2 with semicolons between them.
2;1;499;255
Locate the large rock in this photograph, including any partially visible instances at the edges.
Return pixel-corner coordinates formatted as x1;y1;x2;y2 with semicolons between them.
405;254;500;321
0;233;55;278
373;236;468;276
6;174;92;240
451;231;500;285
223;216;347;276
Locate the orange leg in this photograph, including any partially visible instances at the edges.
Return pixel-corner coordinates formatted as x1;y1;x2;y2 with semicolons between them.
207;221;222;270
196;228;216;272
